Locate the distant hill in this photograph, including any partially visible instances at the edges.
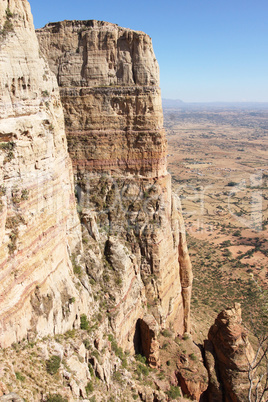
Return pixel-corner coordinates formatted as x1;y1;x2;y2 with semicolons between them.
162;98;184;108
162;99;268;110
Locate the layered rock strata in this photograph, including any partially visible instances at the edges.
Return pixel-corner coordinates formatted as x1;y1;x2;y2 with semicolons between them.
37;20;193;352
207;303;255;402
36;20;165;177
0;0;92;348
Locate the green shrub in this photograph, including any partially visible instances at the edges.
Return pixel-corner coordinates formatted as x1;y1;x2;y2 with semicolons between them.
15;372;25;382
21;189;29;200
46;355;61;375
135;354;146;364
113;370;123;383
64;329;76;338
115;277;122;286
220;240;231;247
233;230;241;237
0;185;6;196
2;19;13;34
85;381;94;394
71;254;82;276
108;333;114;342
88;362;94;377
83;339;90;349
121;357;128;369
80;314;89;330
5;8;13;18
137;363;149;377
161;329;172;337
42;90;50;97
189;353;197;361
166;386;181;399
46;395;67;402
0;141;15;151
227;181;237;187
108;334;126;362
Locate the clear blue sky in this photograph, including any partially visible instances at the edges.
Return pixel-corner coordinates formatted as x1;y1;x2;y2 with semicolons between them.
29;0;268;102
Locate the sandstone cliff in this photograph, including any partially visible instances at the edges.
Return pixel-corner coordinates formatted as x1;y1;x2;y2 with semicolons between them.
36;20;165;177
207;303;255;402
0;4;260;402
37;20;193;353
0;0;92;348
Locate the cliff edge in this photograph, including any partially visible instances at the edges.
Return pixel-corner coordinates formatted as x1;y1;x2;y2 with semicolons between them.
37;19;193;352
0;0;92;347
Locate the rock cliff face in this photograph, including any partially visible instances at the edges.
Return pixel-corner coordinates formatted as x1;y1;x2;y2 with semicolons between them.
0;0;92;347
37;20;193;352
36;20;165;177
207;303;255;402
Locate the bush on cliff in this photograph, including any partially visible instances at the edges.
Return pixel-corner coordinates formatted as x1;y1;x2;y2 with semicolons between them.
46;355;61;375
46;395;67;402
80;314;90;330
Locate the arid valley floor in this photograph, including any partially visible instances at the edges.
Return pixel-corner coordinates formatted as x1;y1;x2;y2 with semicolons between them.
164;104;268;340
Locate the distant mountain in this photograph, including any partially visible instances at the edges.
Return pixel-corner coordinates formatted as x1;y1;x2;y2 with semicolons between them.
162;98;184;108
162;99;268;110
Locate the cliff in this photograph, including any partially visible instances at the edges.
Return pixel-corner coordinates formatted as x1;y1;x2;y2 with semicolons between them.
36;19;165;177
37;20;193;353
0;0;92;347
0;3;261;402
207;304;255;402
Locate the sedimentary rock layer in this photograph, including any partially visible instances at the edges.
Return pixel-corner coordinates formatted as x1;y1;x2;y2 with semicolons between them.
208;303;255;402
0;0;91;347
36;20;166;177
37;19;193;349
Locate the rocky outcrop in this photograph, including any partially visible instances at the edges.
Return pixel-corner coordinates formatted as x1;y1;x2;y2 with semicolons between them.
37;19;193;351
175;336;208;401
36;20;165;177
138;314;160;368
0;393;24;402
0;0;92;347
208;303;255;402
204;339;223;402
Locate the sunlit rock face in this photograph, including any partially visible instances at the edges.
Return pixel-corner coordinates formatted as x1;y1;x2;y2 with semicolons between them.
37;20;193;351
0;0;92;348
36;20;166;178
208;304;255;402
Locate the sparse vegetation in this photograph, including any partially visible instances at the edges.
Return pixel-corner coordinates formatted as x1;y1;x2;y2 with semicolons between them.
136;363;149;378
161;329;172;338
80;314;90;330
0;8;14;36
166;385;181;399
46;355;61;375
46;395;67;402
71;253;82;276
189;353;197;361
165;106;268;339
15;371;25;382
135;354;147;364
85;381;94;394
42;90;50;97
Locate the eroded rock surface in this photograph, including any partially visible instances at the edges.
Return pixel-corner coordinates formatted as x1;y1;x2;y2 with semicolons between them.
0;0;92;347
208;303;255;402
36;20;165;177
37;19;193;349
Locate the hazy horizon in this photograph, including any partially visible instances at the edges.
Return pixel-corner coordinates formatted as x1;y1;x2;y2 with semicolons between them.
29;0;268;103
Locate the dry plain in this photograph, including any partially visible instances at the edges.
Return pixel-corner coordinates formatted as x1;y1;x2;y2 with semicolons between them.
164;105;268;337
